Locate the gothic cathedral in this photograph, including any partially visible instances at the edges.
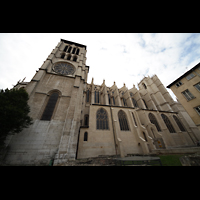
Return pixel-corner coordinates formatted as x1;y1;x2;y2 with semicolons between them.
3;39;200;165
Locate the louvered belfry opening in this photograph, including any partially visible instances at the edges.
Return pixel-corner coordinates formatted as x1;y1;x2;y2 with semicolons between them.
41;92;59;121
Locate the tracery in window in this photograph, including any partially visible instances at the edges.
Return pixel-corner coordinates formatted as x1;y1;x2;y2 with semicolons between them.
173;115;186;132
161;114;176;133
118;110;129;131
148;113;161;132
96;108;109;130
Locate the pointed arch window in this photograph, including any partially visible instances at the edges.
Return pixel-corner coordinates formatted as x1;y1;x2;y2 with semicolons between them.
161;114;176;133
148;113;161;132
41;92;59;121
173;115;186;132
142;83;147;89
118;110;130;131
96;108;109;130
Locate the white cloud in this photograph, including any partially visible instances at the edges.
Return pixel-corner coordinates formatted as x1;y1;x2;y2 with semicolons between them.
0;33;200;102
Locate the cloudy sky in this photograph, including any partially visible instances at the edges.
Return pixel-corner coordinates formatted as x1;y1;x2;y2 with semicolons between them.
0;33;200;100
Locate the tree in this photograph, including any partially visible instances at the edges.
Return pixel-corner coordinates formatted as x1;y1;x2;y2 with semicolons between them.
0;88;32;147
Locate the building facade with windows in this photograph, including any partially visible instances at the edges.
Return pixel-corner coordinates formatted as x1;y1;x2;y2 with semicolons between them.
167;62;200;131
3;39;200;165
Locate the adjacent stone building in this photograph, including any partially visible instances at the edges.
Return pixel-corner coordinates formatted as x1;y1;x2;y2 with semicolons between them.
2;39;200;165
167;62;200;131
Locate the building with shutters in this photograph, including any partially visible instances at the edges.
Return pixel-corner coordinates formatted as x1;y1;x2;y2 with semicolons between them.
167;62;200;131
2;39;200;165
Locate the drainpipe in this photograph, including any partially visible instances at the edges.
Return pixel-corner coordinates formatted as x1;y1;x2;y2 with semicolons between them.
110;106;118;156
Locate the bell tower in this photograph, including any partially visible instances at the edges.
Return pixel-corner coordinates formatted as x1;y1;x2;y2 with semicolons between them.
5;39;89;165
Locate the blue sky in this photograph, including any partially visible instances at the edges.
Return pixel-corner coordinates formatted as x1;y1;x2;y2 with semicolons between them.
0;33;200;101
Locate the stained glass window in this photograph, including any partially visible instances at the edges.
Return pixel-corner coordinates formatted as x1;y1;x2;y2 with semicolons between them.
118;110;129;131
96;108;109;130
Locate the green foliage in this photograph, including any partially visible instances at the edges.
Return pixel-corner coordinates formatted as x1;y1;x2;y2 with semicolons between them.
0;88;32;147
158;155;183;166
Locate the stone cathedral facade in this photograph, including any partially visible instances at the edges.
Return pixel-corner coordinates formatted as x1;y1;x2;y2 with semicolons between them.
3;39;200;165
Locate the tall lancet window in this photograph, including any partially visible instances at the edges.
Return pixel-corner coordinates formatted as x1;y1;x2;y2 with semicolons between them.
95;91;99;103
76;48;80;55
108;93;111;105
86;89;90;103
148;113;161;132
41;92;59;121
96;108;109;130
161;114;176;133
173;115;186;132
118;110;130;131
112;96;115;105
